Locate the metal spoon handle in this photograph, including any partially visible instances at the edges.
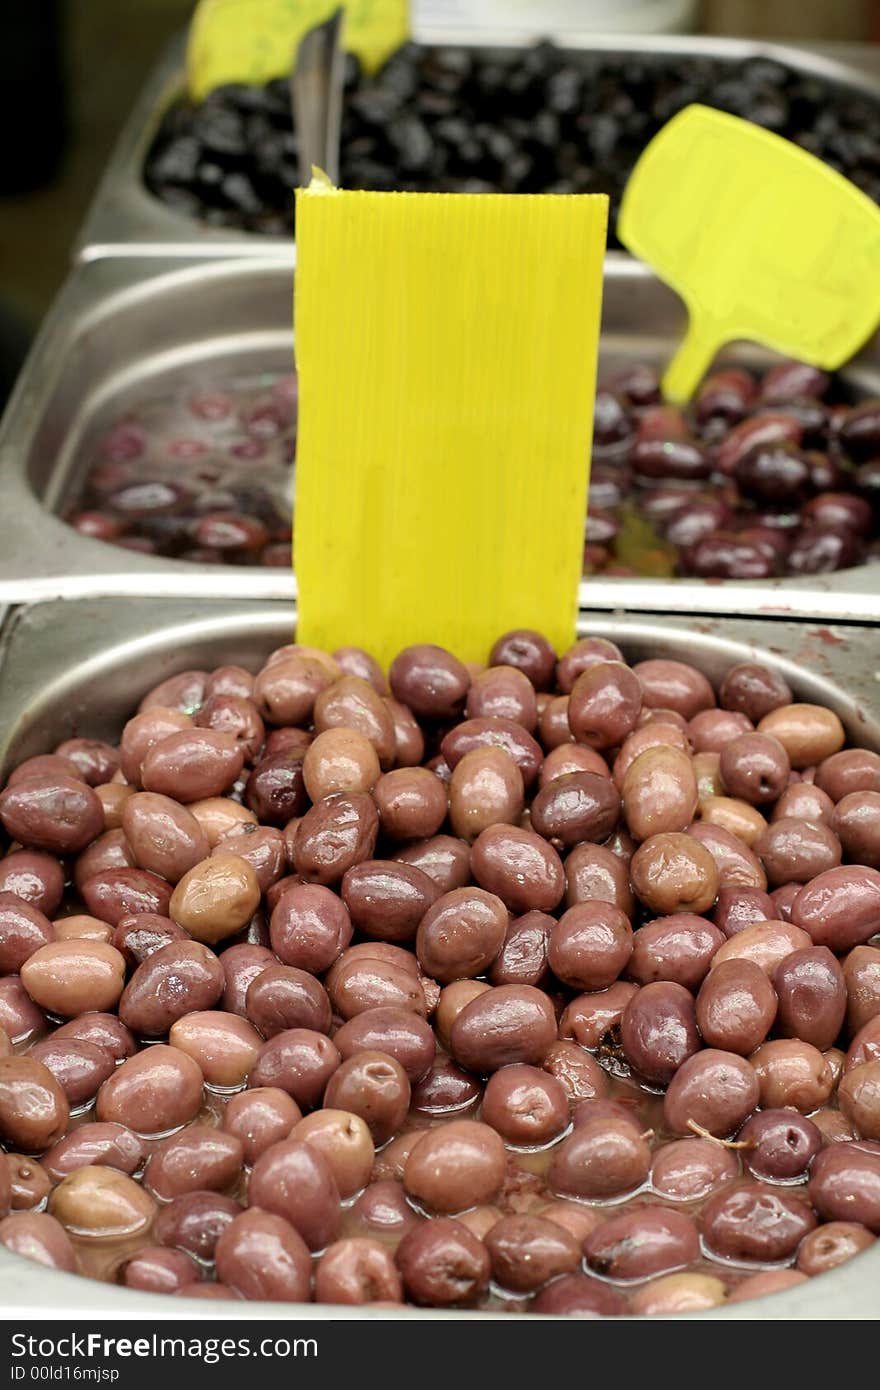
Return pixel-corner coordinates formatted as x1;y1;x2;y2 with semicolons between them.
291;7;344;186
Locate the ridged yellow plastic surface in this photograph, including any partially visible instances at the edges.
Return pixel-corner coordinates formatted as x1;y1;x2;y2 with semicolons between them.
187;0;408;100
619;104;880;403
293;186;608;666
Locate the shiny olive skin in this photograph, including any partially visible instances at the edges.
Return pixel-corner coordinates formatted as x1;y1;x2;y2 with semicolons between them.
215;1208;312;1303
696;960;778;1055
619;983;701;1085
28;1038;115;1108
629;914;724;989
567;662;642;750
0;896;55;974
622;747;698;842
248;1030;341;1111
549;1118;651;1200
324;1050;410;1146
491;629;557;690
245;964;332;1038
0;776;104;855
584;1208;700;1281
96;1045;203;1136
797;1222;876;1276
531;772;619;848
650;1139;740;1201
441;718;543;789
809;1143;880;1232
489;911;552;988
791;866;880;952
43;1124;145;1182
0;851;64;916
293;792;379;886
720;733;790;805
470;825;565;914
664;1050;760;1138
248;1138;341;1251
0;1058;69;1151
739;1110;822;1181
333;1007;435;1083
155;1191;242;1261
340;862;436;946
547;901;633;991
119;940;224;1036
415;887;507;983
630;833;720;916
388;646;471;721
485;1216;581;1293
143;1126;243;1201
531;1273;626;1317
559;982;638;1049
843;946;880;1036
118;1246;202;1295
481;1065;569;1147
701;1182;817;1261
0;1212;77;1271
773;946;846;1050
395;1217;489;1307
403;1120;506;1214
315;1237;403;1305
449;985;557;1073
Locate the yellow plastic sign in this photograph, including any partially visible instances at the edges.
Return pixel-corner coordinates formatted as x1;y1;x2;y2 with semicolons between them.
187;0;408;101
619;104;880;403
293;185;608;666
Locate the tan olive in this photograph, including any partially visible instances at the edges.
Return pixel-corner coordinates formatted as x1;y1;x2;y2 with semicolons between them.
49;1165;156;1239
0;1057;69;1150
95;783;135;830
448;748;524;842
757;704;845;770
187;798;257;847
170;854;261;944
52;915;114;943
711;920;812;977
291;1110;375;1199
622;746;698;841
698;796;767;847
693;752;724;800
435;980;492;1050
303;728;381;801
631;1272;727;1315
169;1011;263;1088
20;940;126;1016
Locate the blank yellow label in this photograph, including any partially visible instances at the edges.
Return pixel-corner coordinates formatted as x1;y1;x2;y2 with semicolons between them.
619;104;880;403
293;188;608;667
187;0;408;101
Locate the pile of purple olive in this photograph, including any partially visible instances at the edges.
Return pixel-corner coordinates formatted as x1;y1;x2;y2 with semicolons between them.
0;629;878;1315
590;359;880;579
64;359;880;581
65;375;296;567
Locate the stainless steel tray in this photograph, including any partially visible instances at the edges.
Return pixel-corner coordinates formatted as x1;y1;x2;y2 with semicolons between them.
74;30;880;263
1;252;878;618
0;595;877;1320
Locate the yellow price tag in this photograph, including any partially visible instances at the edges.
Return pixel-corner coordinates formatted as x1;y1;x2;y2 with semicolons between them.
187;0;408;101
293;185;608;667
619;104;880;403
